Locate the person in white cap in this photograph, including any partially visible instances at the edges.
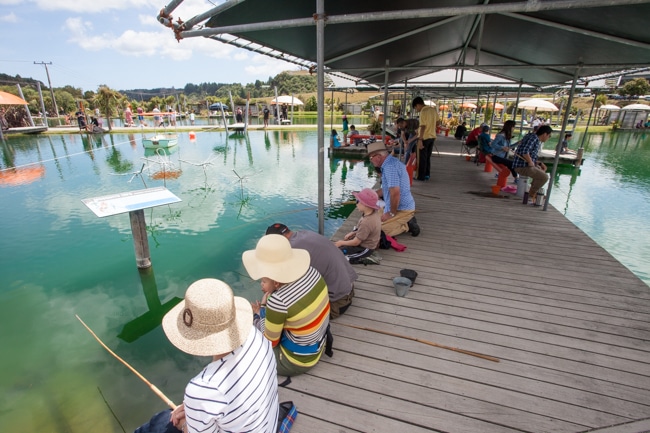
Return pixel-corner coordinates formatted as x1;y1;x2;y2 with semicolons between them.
243;234;330;377
160;279;279;433
334;188;382;263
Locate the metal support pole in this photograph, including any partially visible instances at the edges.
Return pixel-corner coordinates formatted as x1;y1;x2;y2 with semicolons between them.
34;61;61;126
20;83;37;127
544;66;580;212
382;59;389;143
316;0;325;235
514;82;523;135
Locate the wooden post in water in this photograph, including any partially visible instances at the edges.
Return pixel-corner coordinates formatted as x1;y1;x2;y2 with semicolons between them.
129;209;151;268
575;147;584;168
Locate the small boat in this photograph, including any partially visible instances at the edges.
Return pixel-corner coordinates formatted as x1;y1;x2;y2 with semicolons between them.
142;132;178;149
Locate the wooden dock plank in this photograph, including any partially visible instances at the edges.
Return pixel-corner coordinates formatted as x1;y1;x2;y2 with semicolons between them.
284;136;650;433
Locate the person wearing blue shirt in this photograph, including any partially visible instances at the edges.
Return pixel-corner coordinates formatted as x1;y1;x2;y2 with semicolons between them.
366;141;419;237
512;125;552;203
330;129;341;148
489;120;518;179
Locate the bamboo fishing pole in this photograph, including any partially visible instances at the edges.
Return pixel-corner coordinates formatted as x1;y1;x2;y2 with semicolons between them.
75;314;177;409
337;322;499;363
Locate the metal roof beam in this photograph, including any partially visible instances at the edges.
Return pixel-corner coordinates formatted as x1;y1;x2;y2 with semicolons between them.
327;16;463;64
177;0;650;39
501;12;650;50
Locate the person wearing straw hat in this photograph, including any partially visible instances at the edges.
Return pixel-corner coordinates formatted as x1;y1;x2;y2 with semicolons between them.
334;188;382;264
160;279;279;433
366;141;419;237
243;234;330;377
265;223;357;319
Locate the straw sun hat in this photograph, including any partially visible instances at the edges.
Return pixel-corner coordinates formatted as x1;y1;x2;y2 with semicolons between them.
242;234;310;283
366;141;387;156
162;279;252;356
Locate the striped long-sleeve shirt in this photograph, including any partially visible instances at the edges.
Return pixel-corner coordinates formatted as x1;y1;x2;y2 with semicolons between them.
256;266;330;368
183;326;279;433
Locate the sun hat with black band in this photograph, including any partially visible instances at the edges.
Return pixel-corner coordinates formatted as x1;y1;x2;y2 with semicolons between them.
162;279;252;356
242;234;310;283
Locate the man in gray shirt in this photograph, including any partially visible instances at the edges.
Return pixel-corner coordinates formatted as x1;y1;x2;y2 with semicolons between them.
266;223;357;318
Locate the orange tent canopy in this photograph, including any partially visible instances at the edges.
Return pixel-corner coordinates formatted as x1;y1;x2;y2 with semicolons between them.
482;102;505;110
0;91;28;105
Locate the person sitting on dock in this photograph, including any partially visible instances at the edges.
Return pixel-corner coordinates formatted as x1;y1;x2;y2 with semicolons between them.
154;278;279;433
489;120;518;179
561;132;572;153
334;188;382;264
512;125;552;204
330;129;342;148
367;141;419;237
243;234;331;377
266;223;357;319
349;125;362;145
454;121;468;140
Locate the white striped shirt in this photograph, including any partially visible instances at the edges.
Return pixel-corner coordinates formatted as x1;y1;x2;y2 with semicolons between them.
184;326;279;433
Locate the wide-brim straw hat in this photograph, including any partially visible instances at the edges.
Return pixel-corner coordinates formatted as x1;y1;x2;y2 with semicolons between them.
367;141;387;155
162;279;252;356
242;234;310;283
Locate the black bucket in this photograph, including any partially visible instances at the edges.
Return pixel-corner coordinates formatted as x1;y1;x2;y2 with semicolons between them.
400;269;418;285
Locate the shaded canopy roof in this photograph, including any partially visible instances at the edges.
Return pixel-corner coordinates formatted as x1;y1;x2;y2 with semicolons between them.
164;0;650;90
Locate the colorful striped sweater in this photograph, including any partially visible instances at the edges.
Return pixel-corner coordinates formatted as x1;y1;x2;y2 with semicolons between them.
255;266;330;368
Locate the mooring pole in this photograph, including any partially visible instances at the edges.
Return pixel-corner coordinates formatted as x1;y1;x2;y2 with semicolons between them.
129;209;151;268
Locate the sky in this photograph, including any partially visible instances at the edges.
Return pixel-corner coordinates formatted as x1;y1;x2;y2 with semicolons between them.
0;0;300;92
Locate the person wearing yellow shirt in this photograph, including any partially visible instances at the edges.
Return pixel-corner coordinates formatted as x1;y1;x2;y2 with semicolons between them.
412;97;439;181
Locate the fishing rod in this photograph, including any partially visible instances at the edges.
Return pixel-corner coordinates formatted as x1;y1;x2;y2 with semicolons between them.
75;314;177;409
336;322;499;363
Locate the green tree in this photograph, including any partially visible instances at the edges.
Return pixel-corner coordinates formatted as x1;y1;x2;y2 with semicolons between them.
93;86;122;131
595;94;608;107
618;78;649;98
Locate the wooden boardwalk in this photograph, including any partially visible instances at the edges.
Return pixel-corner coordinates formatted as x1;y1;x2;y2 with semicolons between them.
279;136;650;433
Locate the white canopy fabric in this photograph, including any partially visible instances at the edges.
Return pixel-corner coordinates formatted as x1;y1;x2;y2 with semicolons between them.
621;103;650;111
599;104;621;110
270;96;304;105
518;99;559;111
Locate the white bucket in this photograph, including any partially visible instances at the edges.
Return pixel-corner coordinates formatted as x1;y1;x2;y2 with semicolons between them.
515;176;530;198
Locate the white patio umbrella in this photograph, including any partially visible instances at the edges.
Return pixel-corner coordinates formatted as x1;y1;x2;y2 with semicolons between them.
517;99;559;111
599;104;620;111
270;95;304;105
621;103;650;111
423;100;436;107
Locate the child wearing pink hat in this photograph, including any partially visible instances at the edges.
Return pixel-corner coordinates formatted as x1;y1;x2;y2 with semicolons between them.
334;188;382;263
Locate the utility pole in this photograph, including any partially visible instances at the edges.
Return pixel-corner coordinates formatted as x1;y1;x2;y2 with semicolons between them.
34;61;61;126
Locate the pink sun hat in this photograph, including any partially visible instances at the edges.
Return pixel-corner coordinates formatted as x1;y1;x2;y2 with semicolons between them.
352;188;380;210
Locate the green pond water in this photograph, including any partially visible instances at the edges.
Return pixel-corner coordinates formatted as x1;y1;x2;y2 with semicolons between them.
0;129;648;432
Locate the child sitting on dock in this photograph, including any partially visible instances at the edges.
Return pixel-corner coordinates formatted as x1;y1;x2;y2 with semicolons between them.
334;188;382;264
330;129;342;148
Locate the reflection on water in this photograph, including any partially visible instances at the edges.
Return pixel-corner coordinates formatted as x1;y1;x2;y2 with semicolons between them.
0;130;376;432
548;130;650;285
1;129;649;431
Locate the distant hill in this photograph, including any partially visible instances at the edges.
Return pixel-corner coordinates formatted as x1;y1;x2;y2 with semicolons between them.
0;73;43;87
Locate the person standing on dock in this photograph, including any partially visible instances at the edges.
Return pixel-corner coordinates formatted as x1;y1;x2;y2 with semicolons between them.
512;125;552;204
412;97;438;181
342;115;349;145
263;106;270;127
367;141;419;237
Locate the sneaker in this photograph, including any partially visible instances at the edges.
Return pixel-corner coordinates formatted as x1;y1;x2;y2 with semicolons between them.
407;217;420;237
